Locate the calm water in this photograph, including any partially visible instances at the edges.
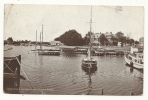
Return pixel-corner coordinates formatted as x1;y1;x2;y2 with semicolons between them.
4;46;143;95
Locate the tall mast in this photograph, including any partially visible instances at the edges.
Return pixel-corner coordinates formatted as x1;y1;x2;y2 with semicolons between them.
35;30;37;51
89;6;92;60
42;25;43;44
40;32;42;50
36;30;37;43
90;6;92;34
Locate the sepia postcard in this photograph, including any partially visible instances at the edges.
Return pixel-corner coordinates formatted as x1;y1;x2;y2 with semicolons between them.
3;4;144;95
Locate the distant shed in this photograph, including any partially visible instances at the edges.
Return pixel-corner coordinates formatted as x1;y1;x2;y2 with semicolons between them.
50;41;64;46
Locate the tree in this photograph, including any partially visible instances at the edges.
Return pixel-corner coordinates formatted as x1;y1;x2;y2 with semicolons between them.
83;31;94;45
54;30;84;46
54;37;60;41
25;40;28;43
83;36;90;45
126;37;136;46
7;37;13;44
4;40;7;45
112;37;118;46
120;36;126;46
21;40;24;43
126;37;130;45
135;41;139;44
98;34;108;46
129;39;135;45
115;31;124;42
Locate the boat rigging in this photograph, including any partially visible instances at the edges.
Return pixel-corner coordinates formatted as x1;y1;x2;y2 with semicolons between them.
82;6;97;69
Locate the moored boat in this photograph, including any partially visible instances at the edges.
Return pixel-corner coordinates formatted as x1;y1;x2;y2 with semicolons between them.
82;7;97;69
92;49;104;56
81;61;97;74
37;25;61;55
82;57;97;68
125;46;143;69
38;49;61;55
105;50;117;55
125;53;143;69
74;48;88;54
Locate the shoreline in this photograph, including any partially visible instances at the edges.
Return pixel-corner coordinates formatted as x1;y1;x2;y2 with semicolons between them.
6;44;131;51
57;45;131;51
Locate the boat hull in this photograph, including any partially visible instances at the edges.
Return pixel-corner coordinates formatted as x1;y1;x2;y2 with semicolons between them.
38;51;60;55
74;51;87;54
74;49;88;54
93;52;104;56
105;52;117;55
81;64;97;74
125;54;143;69
82;59;97;68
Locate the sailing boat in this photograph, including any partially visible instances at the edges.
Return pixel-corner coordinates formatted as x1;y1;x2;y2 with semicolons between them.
31;30;42;52
38;25;61;55
82;7;97;68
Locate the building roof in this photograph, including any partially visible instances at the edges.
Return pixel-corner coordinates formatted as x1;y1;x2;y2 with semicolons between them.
50;41;61;43
94;33;101;38
105;32;112;36
139;37;144;42
106;35;113;39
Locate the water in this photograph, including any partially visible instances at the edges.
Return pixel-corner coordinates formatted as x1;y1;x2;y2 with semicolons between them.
4;46;143;95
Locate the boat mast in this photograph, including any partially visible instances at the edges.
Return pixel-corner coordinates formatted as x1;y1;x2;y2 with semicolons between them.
40;25;43;50
40;31;42;50
89;6;92;60
35;30;37;51
42;25;43;45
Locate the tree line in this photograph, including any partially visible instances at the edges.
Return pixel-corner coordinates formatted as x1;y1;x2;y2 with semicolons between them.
4;37;49;45
54;30;139;46
4;30;139;46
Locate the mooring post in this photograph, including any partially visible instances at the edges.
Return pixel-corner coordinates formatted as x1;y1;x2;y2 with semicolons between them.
17;55;21;88
17;55;21;76
101;89;103;95
130;92;133;95
19;55;21;63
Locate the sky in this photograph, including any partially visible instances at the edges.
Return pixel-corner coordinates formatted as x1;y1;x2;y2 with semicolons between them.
4;5;144;41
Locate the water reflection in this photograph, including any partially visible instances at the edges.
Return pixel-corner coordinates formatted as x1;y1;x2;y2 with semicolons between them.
126;64;143;79
81;65;97;75
87;74;92;95
130;67;133;73
62;50;77;57
126;64;143;74
39;54;43;91
81;66;97;95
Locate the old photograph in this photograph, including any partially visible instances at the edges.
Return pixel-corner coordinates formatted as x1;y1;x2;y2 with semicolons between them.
4;5;144;95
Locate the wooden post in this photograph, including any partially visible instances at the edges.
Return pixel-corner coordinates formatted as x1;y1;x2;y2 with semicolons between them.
17;55;21;75
35;30;37;51
101;89;103;95
17;55;21;88
130;92;133;95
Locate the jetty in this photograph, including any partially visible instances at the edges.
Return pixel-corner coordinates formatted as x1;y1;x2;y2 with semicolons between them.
58;45;126;56
4;55;21;94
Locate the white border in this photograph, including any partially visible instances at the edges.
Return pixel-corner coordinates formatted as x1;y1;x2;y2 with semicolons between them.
0;0;148;100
